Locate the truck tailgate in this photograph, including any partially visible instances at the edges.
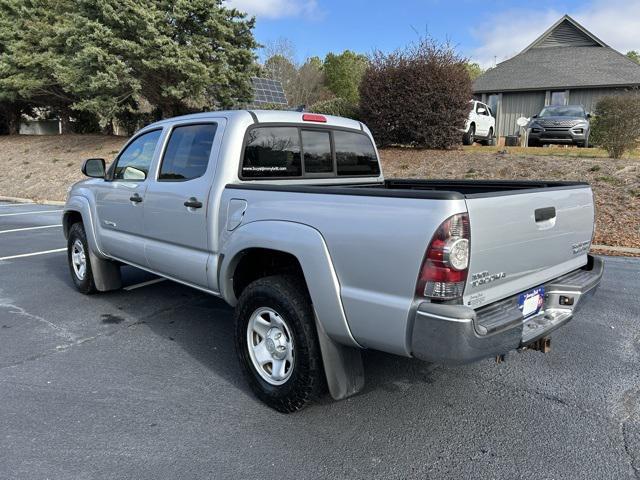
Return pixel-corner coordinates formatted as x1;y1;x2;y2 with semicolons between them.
463;186;594;309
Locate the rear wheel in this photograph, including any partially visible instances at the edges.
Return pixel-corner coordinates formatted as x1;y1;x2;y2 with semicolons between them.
234;275;324;413
67;222;96;294
483;128;494;146
463;125;475;145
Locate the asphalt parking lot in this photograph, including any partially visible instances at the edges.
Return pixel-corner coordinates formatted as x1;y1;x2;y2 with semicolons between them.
0;200;639;480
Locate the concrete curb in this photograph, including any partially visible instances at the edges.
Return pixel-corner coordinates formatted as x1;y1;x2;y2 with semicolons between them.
0;195;65;206
591;244;640;255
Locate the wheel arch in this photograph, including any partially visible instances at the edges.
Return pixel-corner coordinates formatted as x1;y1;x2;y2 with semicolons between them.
63;196;121;292
219;220;358;347
221;220;365;400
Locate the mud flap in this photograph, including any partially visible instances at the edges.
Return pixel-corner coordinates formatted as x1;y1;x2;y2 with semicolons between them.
314;315;365;400
88;249;122;292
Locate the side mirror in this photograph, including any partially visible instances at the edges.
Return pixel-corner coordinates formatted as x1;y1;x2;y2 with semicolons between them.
586;113;592;119
81;158;106;178
532;114;538;119
477;107;486;114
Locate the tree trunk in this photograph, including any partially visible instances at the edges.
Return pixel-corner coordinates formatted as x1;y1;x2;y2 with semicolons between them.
102;119;114;136
59;114;73;134
8;107;21;135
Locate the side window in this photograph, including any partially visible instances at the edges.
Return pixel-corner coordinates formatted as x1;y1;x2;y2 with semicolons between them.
159;124;217;181
301;130;332;174
113;129;162;181
475;102;482;113
242;127;301;178
334;131;380;177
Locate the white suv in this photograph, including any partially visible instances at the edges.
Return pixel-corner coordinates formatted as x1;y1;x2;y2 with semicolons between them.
462;100;495;145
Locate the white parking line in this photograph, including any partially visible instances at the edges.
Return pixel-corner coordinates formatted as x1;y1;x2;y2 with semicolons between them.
123;278;167;291
0;210;63;217
0;224;62;234
0;203;34;207
0;248;66;261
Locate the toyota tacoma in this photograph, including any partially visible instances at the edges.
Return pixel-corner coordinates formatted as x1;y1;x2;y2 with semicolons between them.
63;110;603;412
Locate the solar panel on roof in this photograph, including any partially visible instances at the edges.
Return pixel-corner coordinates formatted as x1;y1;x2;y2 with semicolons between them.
250;77;288;106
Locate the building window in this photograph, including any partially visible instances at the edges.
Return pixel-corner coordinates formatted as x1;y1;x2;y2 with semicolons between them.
550;91;567;106
487;94;499;115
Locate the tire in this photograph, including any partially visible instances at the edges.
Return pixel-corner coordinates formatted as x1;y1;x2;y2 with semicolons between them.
463;125;475;145
578;137;589;148
528;138;540;148
483;128;494;146
234;275;324;413
67;222;97;294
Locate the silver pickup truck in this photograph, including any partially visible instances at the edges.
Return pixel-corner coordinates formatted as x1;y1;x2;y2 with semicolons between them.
64;110;603;412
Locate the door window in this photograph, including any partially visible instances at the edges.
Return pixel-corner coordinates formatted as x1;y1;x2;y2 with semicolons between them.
113;129;162;181
301;130;333;174
477;103;490;116
159;124;218;181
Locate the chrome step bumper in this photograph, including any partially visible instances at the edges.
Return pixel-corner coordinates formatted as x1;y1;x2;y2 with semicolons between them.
410;255;604;364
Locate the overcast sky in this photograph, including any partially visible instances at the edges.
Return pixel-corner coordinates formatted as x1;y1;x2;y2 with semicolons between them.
226;0;640;67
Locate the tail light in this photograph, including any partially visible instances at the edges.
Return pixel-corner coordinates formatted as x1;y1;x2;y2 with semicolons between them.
416;213;470;301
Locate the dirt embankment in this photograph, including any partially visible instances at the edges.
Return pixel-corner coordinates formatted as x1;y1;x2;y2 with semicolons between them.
380;147;640;249
0;136;637;249
0;135;126;201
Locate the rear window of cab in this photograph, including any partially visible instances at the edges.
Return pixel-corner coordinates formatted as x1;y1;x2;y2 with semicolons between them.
241;126;380;179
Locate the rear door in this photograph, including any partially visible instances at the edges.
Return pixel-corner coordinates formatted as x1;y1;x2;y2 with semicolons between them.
95;128;163;266
463;185;594;308
143;121;224;288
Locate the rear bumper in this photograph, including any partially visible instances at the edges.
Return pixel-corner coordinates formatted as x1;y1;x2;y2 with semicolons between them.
410;255;604;364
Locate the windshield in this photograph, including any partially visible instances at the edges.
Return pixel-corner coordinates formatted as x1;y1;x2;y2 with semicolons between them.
539;106;585;118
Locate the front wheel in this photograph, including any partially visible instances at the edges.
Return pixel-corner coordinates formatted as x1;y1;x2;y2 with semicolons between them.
462;125;475;145
67;222;96;294
234;275;324;413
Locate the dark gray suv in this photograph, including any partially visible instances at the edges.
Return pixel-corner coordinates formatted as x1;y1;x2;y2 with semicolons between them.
528;105;591;147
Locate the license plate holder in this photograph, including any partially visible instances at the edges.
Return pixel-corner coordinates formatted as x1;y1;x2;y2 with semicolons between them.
518;287;545;318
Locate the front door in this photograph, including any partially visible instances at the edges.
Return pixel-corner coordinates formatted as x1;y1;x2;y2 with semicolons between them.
475;102;490;137
95;128;164;266
143;122;221;288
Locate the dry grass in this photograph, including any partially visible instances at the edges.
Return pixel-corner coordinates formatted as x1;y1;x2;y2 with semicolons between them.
0;135;637;249
381;146;640;249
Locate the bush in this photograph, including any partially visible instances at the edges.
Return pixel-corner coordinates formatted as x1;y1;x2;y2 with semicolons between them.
359;38;472;148
308;97;359;119
590;92;640;158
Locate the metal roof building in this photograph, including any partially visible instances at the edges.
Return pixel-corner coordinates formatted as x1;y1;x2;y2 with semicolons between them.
473;15;640;138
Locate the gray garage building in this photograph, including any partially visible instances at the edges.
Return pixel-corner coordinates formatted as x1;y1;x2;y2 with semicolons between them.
473;15;640;140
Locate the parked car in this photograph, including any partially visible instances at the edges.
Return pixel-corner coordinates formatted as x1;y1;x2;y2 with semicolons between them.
528;105;591;147
63;110;603;412
462;100;495;145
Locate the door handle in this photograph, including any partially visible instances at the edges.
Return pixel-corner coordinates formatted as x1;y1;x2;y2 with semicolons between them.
184;197;203;209
130;193;143;203
535;207;556;222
